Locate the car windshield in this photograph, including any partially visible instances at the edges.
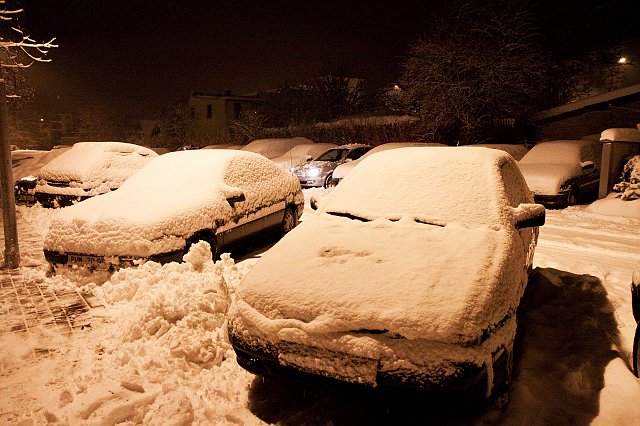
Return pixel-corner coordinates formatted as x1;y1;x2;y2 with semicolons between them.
315;149;348;162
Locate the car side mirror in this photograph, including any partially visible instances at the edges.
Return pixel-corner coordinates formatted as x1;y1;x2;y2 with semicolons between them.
581;161;595;170
226;193;245;206
512;203;545;229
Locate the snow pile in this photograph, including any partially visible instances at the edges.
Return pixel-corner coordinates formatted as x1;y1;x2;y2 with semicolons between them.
44;150;302;258
43;244;257;424
35;142;158;197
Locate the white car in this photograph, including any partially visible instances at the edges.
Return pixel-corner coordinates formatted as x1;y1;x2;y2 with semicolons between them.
43;150;303;270
228;147;544;400
34;142;158;208
241;137;315;159
330;142;445;186
518;140;602;208
271;143;338;172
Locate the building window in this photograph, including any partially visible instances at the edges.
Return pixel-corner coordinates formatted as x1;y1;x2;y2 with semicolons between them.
207;104;212;119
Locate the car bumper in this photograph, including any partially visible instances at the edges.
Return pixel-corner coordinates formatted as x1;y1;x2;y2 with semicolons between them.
227;314;513;399
532;192;570;208
35;192;90;208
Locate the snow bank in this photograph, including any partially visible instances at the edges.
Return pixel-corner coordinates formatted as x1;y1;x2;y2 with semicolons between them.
40;244;258;424
586;193;640;219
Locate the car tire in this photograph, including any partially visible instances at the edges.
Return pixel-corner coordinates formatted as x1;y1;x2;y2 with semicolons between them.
323;173;333;189
634;324;640;377
567;186;579;206
185;232;218;260
281;207;297;236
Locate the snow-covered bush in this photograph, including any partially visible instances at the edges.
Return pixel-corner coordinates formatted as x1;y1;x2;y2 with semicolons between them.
613;155;640;200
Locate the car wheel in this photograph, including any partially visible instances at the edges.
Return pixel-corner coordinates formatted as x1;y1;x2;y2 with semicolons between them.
634;324;640;377
281;207;297;236
567;186;579;206
323;173;333;189
185;232;218;260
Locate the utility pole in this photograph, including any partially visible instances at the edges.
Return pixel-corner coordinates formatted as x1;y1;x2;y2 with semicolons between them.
0;65;20;269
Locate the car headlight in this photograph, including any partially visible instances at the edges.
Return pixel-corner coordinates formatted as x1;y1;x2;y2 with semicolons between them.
307;168;320;177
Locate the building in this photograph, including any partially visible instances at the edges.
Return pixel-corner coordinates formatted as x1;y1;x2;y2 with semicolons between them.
188;91;258;139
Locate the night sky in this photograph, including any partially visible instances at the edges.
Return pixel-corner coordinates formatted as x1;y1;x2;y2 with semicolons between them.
22;0;440;118
16;0;640;119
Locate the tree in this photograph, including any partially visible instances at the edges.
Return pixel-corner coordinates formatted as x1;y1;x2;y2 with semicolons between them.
1;1;56;268
399;0;547;144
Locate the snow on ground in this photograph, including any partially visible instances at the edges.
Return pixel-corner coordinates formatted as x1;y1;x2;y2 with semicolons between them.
1;190;640;425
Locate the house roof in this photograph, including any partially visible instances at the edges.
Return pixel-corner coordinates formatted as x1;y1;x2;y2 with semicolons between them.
534;82;640;123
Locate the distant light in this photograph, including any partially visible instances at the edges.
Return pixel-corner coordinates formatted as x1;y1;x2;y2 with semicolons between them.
618;57;627;64
393;84;401;90
40;118;44;122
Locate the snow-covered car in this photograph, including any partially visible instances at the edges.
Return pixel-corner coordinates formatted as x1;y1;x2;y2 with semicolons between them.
472;144;529;160
518;140;602;208
241;137;315;159
202;144;244;150
293;144;371;188
330;142;445;186
43;150;303;270
271;143;338;172
34;142;158;208
228;147;545;399
13;146;72;205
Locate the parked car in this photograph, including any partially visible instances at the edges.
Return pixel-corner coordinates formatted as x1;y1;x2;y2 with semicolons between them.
203;144;244;150
228;147;545;400
241;137;315;159
293;144;371;188
43;150;304;270
518;140;602;208
34;142;158;208
271;143;338;172
13;146;72;205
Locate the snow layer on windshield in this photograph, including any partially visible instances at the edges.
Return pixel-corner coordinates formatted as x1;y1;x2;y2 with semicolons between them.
36;142;157;196
44;150;302;258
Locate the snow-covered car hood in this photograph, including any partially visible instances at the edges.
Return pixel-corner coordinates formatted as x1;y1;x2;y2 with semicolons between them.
332;160;358;180
44;185;232;258
518;162;580;195
236;213;524;345
297;160;338;172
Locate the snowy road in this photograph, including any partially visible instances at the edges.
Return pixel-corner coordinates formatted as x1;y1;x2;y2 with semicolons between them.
1;200;640;425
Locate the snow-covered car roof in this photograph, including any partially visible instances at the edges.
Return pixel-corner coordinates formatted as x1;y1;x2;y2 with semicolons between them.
235;147;535;344
240;137;314;159
332;142;445;180
519;140;599;166
472;143;529;160
37;142;158;185
327;146;512;225
600;128;640;143
271;143;338;169
44;150;301;258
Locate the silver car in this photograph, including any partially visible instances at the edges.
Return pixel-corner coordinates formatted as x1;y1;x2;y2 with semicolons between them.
292;144;371;188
